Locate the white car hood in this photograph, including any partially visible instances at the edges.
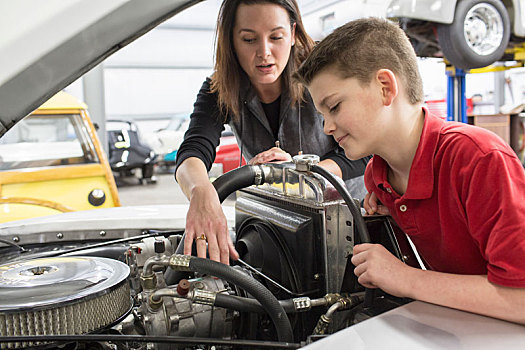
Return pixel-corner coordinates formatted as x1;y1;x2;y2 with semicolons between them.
0;204;235;245
303;300;525;349
0;0;200;136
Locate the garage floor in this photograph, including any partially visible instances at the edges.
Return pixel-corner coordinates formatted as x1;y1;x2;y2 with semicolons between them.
116;170;235;208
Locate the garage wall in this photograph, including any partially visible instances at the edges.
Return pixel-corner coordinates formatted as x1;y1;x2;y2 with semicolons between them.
104;15;220;117
64;0;501;138
102;10;217;120
66;1;219;130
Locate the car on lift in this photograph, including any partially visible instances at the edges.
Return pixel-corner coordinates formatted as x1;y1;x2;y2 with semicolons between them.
387;0;525;69
0;1;524;350
0;91;120;223
143;113;190;168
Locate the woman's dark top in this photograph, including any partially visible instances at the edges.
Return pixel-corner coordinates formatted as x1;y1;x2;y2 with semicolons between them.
175;77;370;181
261;96;281;140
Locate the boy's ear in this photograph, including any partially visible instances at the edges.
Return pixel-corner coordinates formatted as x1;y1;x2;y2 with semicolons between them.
376;69;398;106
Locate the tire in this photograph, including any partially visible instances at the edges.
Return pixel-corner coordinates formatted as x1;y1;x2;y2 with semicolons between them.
142;163;154;179
437;0;510;69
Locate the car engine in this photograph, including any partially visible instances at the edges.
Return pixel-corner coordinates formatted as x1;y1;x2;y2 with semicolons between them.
0;155;421;349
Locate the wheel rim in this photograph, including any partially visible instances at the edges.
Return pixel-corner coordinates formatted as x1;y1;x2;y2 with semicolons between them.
463;3;504;56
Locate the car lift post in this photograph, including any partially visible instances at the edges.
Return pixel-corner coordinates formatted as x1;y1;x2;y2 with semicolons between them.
446;66;467;123
446;44;525;124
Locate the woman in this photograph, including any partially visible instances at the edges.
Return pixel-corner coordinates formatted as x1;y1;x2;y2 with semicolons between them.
175;0;370;265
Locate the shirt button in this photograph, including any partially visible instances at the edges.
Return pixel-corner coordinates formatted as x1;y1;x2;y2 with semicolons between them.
386;188;392;193
399;204;407;212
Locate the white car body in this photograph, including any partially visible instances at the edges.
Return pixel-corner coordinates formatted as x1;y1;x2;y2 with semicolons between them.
387;0;525;36
0;1;524;348
144;117;190;158
387;0;525;68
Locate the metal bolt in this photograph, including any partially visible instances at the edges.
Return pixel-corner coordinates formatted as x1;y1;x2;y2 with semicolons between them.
194;281;205;289
293;154;320;171
402;255;409;261
56;233;63;239
12;236;19;243
346;220;352;226
99;231;106;237
313;273;321;280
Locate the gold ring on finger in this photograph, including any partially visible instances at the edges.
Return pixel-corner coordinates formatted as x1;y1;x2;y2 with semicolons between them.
196;234;207;242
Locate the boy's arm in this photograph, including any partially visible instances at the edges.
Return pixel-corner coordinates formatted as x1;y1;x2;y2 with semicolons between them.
352;243;525;324
317;158;342;178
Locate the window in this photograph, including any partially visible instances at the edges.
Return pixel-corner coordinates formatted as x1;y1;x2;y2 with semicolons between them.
0;114;99;170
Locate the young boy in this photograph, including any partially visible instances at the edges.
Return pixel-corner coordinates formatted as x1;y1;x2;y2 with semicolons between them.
295;17;525;324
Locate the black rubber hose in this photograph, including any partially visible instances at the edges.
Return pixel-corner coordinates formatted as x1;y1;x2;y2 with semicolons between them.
212;165;264;203
215;293;265;313
310;165;370;243
310;165;374;308
188;256;294;343
166;165;265;285
215;294;297;314
62;246;128;260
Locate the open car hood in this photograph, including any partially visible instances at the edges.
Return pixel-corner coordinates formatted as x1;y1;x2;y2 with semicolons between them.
0;0;200;137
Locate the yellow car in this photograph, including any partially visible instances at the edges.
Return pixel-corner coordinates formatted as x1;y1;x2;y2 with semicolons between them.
0;91;120;223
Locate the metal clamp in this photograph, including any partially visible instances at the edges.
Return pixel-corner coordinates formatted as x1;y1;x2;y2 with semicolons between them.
191;289;216;306
254;165;263;185
169;254;192;271
293;297;312;312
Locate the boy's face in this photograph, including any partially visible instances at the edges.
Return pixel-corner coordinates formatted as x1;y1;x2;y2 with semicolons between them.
309;68;385;160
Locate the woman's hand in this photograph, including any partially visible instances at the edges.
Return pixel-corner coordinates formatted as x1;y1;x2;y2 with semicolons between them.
184;182;239;265
363;191;390;215
249;146;292;165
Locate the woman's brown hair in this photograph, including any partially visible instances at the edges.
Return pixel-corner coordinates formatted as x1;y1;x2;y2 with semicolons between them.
211;0;314;120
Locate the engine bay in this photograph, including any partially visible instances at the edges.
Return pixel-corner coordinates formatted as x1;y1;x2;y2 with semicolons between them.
0;157;422;349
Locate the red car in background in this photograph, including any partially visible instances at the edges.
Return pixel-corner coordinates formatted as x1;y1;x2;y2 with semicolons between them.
209;129;246;179
425;98;474;120
215;130;246;173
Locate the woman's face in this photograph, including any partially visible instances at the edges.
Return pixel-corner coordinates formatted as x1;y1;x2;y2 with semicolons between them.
233;3;295;95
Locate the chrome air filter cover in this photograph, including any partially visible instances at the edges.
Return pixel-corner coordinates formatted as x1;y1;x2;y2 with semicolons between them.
0;256;131;348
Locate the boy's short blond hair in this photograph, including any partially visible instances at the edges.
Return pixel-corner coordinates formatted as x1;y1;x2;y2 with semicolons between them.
296;17;424;105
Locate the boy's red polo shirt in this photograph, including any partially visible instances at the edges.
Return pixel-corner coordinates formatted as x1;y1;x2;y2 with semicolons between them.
365;109;525;288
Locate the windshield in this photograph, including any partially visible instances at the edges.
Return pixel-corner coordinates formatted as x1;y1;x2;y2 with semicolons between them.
0;114;99;170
